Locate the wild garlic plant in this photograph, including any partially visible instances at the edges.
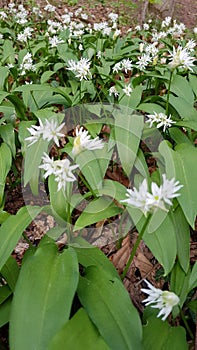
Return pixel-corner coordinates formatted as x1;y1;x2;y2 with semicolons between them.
0;2;196;349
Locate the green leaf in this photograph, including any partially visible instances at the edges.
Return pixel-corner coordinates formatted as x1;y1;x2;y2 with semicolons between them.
189;261;197;292
170;206;190;273
10;238;79;350
167;74;194;104
0;124;16;157
40;70;55;84
0;143;12;207
0;297;12;327
137;103;166;114
76;144;113;191
98;179;127;202
0;206;42;271
143;213;177;276
74;196;122;231
0;285;12;305
120;85;143;109
114;111;144;176
0;66;9;89
159;141;197;227
167;95;197;120
78;265;142;350
24;137;48;195
142;313;187;350
49;308;110;350
170;261;190;316
72;242;120;279
1;256;19;291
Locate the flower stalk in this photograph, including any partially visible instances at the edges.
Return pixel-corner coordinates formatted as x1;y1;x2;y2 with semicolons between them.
121;213;152;280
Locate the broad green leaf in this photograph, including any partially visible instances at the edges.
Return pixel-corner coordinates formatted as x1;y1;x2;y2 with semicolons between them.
189;73;197;96
76;144;113;191
170;206;190;273
143;213;177;275
169;127;193;145
159;141;197;227
24;136;48;195
137;103;166;114
167;74;194;104
0;297;12;328
72;242;120;279
1;256;19;291
0;285;12;305
0;206;42;271
74;196;122;231
114;111;144;176
0;124;16;157
0;66;9;89
78;265;142;350
2;39;15;64
170;262;190;316
98;179;127;202
10;238;79;350
49;308;110;350
119;85;143;109
189;261;197;292
0;143;12;207
142;314;187;350
40;70;55;84
167;95;197;120
48;174;69;225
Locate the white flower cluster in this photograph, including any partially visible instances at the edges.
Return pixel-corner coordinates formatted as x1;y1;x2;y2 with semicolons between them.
72;127;104;156
19;52;36;76
17;27;33;43
168;45;196;71
146;112;176;132
113;58;133;74
39;153;78;192
67;58;92;81
49;35;64;48
25;118;65;147
141;280;180;321
121;175;183;216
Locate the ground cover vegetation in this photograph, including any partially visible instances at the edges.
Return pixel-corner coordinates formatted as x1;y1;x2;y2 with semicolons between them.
0;2;196;349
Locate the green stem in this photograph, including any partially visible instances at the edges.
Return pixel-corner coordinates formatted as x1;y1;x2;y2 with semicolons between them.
166;70;173;117
179;307;194;340
121;213;152;280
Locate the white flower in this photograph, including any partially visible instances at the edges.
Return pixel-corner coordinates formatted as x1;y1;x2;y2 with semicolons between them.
108;13;118;22
143;23;149;30
121;175;183;215
146;112;176;132
121;179;150;216
160;174;183;205
25;118;65;147
168;46;195;71
113;29;121;40
135;25;141;31
121;58;133;73
136;54;152;70
72;127;104;156
39;153;78;191
185;39;196;52
109;86;119;97
49;36;64;48
19;52;36;75
67;58;92;81
122;84;133;96
44;4;56;12
113;62;122;73
161;16;172;28
193;27;197;34
141;279;180;321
